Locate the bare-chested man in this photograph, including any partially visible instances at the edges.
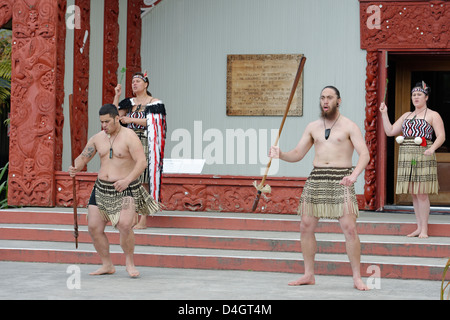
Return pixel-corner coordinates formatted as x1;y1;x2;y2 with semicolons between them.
269;86;370;291
69;104;159;278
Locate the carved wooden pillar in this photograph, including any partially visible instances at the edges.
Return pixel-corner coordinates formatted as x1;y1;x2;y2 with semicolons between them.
7;0;63;206
102;0;119;105
55;0;67;171
125;0;143;98
363;50;378;210
71;0;90;166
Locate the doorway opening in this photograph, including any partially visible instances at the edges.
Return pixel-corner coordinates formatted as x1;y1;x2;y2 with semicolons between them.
385;54;450;206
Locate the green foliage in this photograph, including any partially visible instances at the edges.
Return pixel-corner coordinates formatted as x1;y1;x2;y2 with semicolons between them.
0;162;8;209
441;258;450;300
0;29;12;112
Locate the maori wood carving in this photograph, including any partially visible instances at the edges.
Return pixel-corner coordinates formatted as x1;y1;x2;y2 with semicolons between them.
364;51;378;210
102;0;119;105
7;0;60;206
360;1;450;50
125;0;143;98
55;0;66;171
71;0;90;168
55;172;366;213
0;0;12;28
162;175;305;214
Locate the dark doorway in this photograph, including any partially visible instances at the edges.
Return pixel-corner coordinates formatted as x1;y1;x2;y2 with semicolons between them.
386;54;450;205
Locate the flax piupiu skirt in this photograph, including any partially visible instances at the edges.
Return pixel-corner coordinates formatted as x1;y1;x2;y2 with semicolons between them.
396;138;439;195
90;179;160;228
297;167;359;220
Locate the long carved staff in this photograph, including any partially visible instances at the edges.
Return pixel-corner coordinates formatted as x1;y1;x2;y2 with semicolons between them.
251;56;306;212
69;94;79;249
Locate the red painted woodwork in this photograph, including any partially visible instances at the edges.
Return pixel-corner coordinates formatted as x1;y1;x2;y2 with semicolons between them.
125;0;144;98
0;0;12;27
363;50;379;210
55;0;67;172
102;0;119;105
54;171;366;214
360;0;450;51
71;0;90;167
55;172;308;213
6;0;61;206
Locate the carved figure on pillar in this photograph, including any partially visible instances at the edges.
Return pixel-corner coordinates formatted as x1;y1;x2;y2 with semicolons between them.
363;51;378;210
8;0;59;206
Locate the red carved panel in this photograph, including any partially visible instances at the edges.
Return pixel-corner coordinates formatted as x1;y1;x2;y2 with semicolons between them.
124;0;165;96
102;0;119;105
55;0;67;171
71;0;90;166
55;171;97;208
360;1;450;50
55;172;366;213
363;51;378;210
8;0;60;206
161;175;306;214
0;0;12;27
125;0;143;97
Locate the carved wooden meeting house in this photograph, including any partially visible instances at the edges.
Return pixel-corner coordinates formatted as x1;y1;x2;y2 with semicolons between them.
1;0;449;213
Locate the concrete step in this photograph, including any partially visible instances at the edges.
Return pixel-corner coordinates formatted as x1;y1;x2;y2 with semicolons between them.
2;208;450;236
0;224;449;258
0;239;448;281
0;208;449;281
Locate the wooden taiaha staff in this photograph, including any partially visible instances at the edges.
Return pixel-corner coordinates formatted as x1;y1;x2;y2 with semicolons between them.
69;94;79;249
251;56;307;212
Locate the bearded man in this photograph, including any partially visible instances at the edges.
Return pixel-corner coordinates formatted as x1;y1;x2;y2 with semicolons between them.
269;86;370;290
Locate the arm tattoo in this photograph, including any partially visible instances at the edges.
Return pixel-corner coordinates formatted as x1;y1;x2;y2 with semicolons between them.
81;145;96;159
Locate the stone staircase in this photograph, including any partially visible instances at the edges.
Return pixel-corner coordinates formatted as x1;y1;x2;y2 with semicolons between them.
0;208;449;281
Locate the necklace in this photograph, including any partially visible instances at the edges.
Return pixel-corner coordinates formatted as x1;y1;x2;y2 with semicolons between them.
409;107;427;122
134;96;153;109
323;114;340;140
107;126;121;159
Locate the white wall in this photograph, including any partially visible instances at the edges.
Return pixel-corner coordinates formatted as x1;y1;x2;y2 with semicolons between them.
140;0;367;192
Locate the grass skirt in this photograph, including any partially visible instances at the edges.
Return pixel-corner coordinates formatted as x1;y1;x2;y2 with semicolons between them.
93;179;160;227
396;138;439;195
297;167;359;220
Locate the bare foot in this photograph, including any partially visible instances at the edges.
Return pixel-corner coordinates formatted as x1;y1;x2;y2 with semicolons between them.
126;265;140;278
288;274;315;286
418;232;429;239
133;223;147;230
89;265;116;276
407;229;420;237
353;278;370;291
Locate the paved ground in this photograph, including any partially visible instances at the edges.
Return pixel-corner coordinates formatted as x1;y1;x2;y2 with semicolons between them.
0;261;445;301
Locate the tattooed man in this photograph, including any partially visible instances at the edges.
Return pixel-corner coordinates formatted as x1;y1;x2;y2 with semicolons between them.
69;104;159;278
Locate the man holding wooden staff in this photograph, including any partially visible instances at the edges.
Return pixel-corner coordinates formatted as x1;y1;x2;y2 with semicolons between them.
269;86;370;291
69;104;160;278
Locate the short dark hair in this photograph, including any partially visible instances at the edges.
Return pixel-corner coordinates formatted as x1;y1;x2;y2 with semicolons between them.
322;85;341;99
99;104;119;118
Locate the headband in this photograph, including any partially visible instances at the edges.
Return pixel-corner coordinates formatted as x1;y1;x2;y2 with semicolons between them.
132;72;149;83
411;81;429;95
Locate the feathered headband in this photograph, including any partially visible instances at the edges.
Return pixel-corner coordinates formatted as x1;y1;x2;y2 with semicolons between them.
132;71;149;83
411;81;429;95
